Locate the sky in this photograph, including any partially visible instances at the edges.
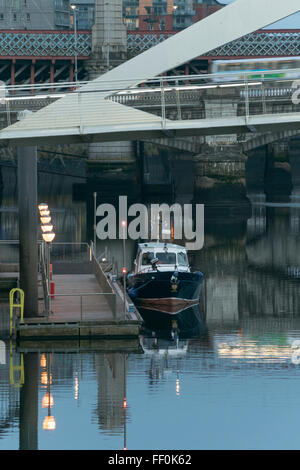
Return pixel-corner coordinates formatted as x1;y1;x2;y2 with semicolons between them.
216;0;300;29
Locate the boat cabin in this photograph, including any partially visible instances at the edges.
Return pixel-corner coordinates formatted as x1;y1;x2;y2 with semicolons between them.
133;242;190;274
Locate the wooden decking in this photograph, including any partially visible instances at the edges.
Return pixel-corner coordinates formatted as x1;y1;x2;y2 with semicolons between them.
37;274;118;322
17;261;143;340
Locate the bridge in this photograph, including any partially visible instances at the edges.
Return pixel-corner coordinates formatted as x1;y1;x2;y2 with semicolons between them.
0;28;300;86
1;0;300;146
0;70;299;145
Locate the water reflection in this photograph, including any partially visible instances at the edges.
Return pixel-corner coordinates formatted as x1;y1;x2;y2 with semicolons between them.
2;168;300;448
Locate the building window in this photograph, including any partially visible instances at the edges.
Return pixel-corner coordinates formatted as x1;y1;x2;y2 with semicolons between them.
13;13;16;21
26;13;30;21
0;13;3;20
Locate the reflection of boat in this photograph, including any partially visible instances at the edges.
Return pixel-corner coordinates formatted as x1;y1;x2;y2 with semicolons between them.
141;335;188;356
139;303;206;340
127;243;203;313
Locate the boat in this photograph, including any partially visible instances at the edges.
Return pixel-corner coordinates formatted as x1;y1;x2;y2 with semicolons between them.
127;242;203;314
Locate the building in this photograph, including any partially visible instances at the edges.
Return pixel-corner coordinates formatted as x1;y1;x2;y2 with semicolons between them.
0;0;224;32
122;0;196;31
0;0;71;30
75;0;94;29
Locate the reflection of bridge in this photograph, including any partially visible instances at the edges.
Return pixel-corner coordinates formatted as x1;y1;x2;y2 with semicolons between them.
192;197;300;322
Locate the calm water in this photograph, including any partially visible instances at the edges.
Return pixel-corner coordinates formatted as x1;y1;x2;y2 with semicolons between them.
1;167;300;450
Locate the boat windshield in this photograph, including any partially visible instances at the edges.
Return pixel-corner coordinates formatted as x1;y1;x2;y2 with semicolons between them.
141;251;177;265
156;252;176;264
177;251;189;266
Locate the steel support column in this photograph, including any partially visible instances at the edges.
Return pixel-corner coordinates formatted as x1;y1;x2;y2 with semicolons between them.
18;146;38;317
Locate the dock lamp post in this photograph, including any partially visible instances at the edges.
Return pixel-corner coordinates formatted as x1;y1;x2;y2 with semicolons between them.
41;230;55;316
70;4;78;84
39;203;55;316
121;220;127;318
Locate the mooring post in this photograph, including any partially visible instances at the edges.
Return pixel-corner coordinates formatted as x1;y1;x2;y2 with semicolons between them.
18;146;38;317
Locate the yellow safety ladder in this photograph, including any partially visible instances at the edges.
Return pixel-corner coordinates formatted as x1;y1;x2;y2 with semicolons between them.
9;342;24;388
9;288;24;337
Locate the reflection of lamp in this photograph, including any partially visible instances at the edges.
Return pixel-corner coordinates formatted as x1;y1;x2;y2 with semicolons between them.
41;370;52;386
176;377;180;396
40;353;47;368
42;393;54;409
74;373;79;400
42;353;56;431
43;415;56;431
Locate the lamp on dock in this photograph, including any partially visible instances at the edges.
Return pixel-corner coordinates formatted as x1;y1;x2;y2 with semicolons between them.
42;231;56;243
40;210;50;217
40;216;51;225
38;203;48;211
41;224;54;233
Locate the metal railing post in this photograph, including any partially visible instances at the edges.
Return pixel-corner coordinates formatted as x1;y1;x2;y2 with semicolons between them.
93;192;97;256
175;79;182;121
261;73;266;115
160;77;166;128
244;73;249;119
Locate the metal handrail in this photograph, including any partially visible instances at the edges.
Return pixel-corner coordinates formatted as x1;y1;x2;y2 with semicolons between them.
3;68;300;94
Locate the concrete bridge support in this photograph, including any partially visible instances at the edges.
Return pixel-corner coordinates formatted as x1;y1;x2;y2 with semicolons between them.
85;0;138;188
86;0;127;79
246;142;293;200
193;144;250;218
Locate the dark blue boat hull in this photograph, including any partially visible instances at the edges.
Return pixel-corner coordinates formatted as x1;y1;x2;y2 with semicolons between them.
127;270;203;314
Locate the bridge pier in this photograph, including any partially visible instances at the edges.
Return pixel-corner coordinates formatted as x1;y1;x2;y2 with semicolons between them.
264;142;292;201
86;0;127;79
193;144;251;219
246;142;293;200
289;138;300;190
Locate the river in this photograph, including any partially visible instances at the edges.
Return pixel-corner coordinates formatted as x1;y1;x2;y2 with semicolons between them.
0;166;300;450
